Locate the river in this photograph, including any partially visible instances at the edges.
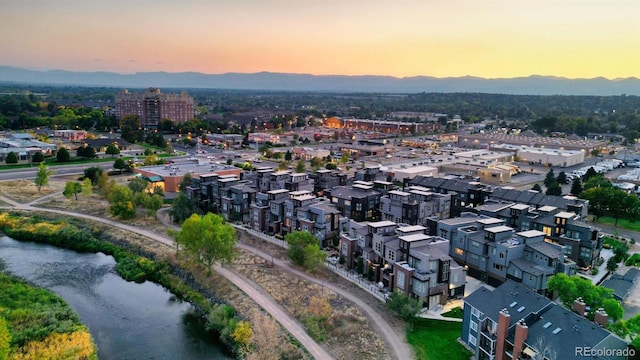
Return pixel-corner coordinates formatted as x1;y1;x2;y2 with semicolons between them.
0;236;233;360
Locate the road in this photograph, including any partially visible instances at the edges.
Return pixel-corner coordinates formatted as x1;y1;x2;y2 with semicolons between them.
0;195;334;360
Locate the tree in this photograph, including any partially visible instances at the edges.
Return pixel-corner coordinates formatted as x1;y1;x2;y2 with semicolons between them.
105;143;120;157
81;178;93;196
32;151;44;163
178;173;193;192
114;158;130;173
547;274;621;319
34;162;54;192
120;115;143;143
142;193;164;216
5;151;17;164
570;178;583;195
531;183;542;192
556;171;567;184
295;160;306;173
128;177;149;193
63;181;82;200
543;168;556;188
83;166;103;185
583;166;598;182
170;192;202;223
385;291;422;328
175;213;236;273
310;156;323;168
284;149;292;161
340;152;350;164
545;182;562;196
76;144;96;158
285;231;326;271
107;185;136;219
56;147;70;162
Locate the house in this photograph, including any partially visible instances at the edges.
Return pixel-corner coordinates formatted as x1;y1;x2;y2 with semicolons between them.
339;220;465;308
462;281;629;360
327;183;381;222
474;201;602;268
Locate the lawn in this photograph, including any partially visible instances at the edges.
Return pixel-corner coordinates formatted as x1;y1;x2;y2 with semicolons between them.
597;216;640;233
626;253;640;266
407;318;472;360
442;307;464;319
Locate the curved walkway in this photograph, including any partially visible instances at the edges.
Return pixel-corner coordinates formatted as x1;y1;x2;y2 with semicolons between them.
0;196;333;360
157;209;413;360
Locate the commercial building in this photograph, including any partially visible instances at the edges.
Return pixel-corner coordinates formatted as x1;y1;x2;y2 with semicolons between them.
493;144;585;167
136;162;241;195
115;88;194;128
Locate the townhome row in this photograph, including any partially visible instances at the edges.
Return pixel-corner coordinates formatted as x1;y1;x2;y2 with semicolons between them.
339;220;466;308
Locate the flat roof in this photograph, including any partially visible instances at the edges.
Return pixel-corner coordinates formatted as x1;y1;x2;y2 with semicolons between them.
517;230;547;238
477;218;503;225
267;189;289;194
538;205;557;212
397;225;426;233
399;233;430;242
511;203;530;211
388;190;411;196
369;220;397;228
485;225;513;233
556;211;575;219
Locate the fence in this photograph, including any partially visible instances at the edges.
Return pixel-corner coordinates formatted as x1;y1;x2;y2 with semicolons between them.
233;224;388;302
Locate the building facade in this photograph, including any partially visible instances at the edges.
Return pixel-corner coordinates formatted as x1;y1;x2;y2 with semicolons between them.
115;88;194;128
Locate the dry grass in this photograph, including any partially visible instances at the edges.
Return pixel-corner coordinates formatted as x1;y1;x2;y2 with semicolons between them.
0;179;65;203
231;244;389;360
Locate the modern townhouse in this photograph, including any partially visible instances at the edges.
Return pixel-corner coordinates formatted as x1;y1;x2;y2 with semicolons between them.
380;187;452;225
406;176;490;216
296;199;342;248
462;281;628;360
476;201;602;269
437;213;575;291
327;183;382;222
339;220;465;308
308;169;347;196
187;173;241;213
219;181;256;223
488;187;589;219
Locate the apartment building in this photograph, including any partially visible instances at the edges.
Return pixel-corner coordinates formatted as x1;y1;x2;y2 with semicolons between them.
406;176;490;216
462;281;628;360
115;88;194;128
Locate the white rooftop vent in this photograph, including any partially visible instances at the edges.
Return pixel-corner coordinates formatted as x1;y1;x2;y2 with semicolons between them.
510;301;518;308
552;327;562;335
543;322;552;329
517;306;526;312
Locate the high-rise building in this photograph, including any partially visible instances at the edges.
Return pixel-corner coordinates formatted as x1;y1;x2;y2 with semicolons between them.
115;88;194;128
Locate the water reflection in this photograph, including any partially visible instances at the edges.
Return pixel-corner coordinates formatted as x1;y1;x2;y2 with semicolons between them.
0;236;232;360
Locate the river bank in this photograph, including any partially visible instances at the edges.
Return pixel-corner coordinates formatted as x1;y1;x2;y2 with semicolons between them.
0;267;97;360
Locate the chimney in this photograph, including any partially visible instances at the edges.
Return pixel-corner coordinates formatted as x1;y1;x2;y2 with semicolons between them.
495;309;510;360
573;297;586;317
594;308;609;327
513;320;529;359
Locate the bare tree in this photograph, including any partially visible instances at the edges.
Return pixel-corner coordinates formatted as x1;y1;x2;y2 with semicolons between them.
531;335;557;360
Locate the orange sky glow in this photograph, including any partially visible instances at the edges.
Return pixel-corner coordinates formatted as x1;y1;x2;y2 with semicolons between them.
1;0;638;79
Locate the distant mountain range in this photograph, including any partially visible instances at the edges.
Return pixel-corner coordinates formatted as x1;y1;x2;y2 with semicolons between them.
0;66;638;96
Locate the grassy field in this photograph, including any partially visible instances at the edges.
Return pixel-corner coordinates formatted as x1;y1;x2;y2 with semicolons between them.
407;318;471;360
597;216;640;233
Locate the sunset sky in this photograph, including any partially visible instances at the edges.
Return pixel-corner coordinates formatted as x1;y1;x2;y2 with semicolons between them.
1;0;638;79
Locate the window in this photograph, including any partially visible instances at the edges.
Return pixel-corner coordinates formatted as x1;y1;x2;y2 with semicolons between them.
493;263;502;270
455;248;464;256
345;200;351;206
491;247;496;255
471;307;481;318
440;229;448;238
471;321;478;332
470;254;479;261
471;241;479;248
542;226;552;236
468;334;476;346
397;272;405;290
355;203;362;211
499;252;505;259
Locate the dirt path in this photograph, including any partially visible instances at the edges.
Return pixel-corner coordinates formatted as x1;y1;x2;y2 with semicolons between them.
157;208;414;360
0;195;334;360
